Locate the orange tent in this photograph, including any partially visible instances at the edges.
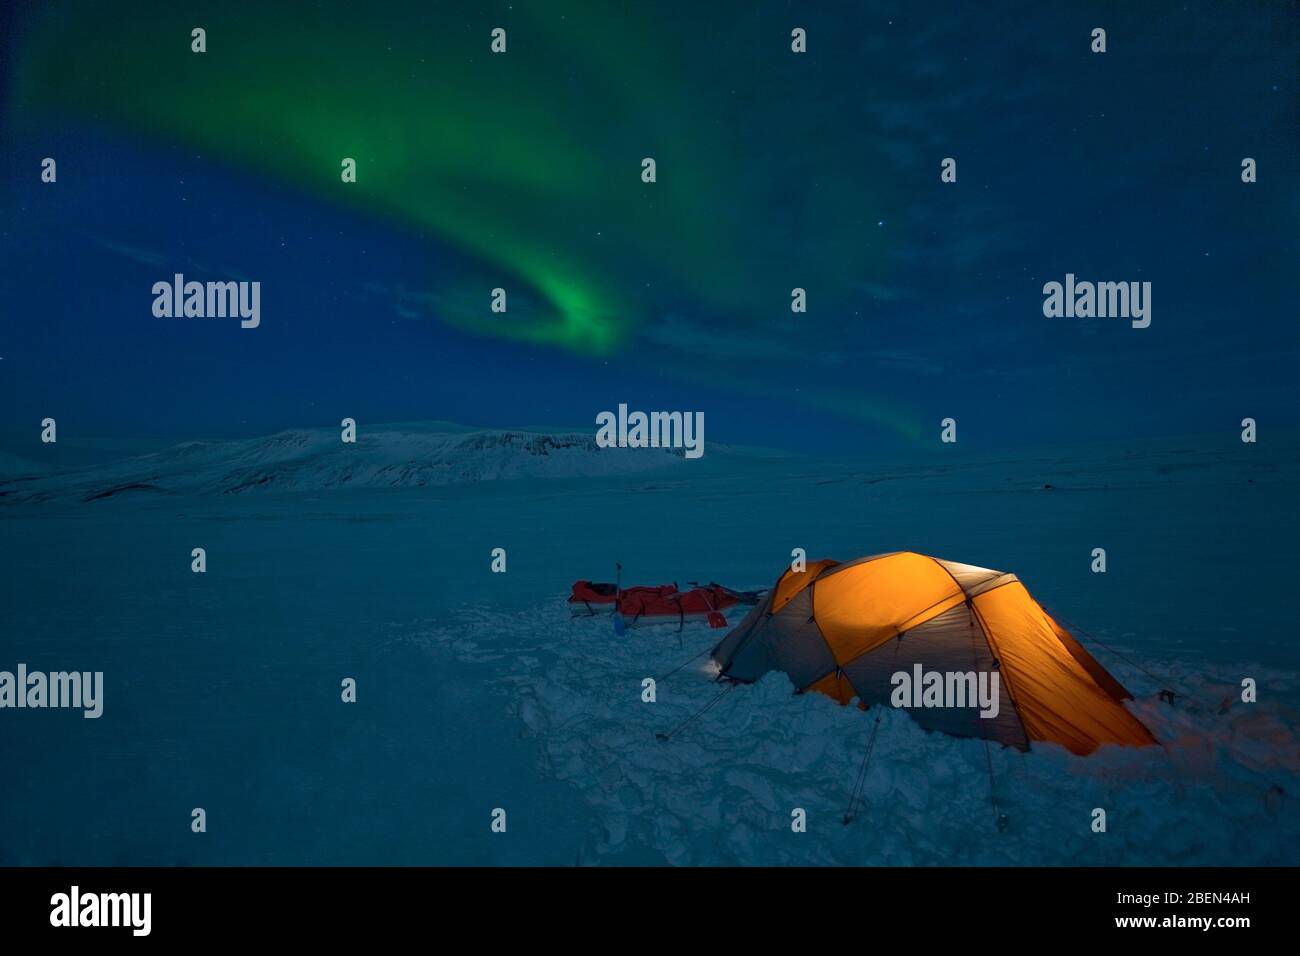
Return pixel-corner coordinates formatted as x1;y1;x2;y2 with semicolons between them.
711;553;1156;755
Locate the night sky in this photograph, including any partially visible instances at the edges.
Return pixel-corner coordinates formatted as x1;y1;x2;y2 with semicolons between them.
1;1;1296;457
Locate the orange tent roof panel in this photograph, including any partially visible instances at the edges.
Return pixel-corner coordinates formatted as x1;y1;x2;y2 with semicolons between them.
770;558;840;614
814;552;965;664
972;581;1156;754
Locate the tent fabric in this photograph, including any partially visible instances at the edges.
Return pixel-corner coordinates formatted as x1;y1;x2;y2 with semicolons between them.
839;603;1030;750
813;551;966;663
712;552;1156;755
770;558;841;614
717;586;837;690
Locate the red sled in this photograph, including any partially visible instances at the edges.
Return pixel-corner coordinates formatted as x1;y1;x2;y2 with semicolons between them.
568;580;762;629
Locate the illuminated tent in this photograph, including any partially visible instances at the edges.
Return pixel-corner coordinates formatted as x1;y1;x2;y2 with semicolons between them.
711;553;1156;755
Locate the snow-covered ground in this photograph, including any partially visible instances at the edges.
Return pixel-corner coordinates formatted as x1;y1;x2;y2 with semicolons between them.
410;604;1297;865
2;425;1296;864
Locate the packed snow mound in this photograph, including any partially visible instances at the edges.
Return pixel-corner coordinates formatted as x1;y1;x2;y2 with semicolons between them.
0;425;725;504
404;599;1300;866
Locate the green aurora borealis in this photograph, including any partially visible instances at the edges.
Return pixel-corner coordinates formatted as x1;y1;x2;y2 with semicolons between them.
9;2;1295;449
10;1;892;360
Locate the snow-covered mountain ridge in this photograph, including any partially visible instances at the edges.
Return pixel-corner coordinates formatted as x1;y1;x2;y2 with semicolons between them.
0;425;756;504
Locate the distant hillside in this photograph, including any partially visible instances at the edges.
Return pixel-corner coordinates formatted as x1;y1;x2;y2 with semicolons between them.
0;425;762;504
0;452;41;476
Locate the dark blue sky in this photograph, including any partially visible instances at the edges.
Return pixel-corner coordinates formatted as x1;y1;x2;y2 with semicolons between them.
1;1;1296;460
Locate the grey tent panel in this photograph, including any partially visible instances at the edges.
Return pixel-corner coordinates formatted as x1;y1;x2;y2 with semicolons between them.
839;603;1029;750
713;587;837;690
710;597;770;671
